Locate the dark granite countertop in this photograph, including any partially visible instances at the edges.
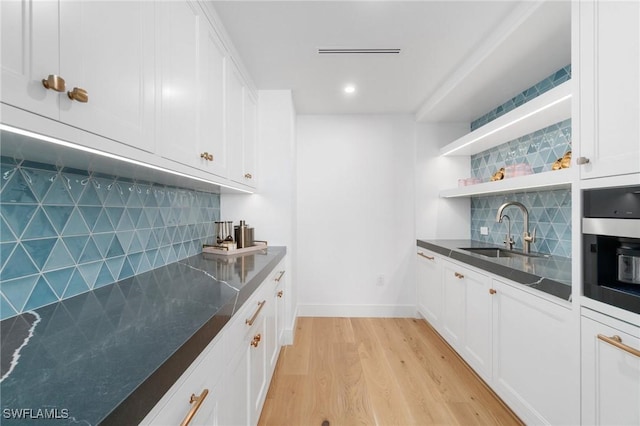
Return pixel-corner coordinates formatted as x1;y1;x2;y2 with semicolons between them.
417;239;571;302
0;246;286;425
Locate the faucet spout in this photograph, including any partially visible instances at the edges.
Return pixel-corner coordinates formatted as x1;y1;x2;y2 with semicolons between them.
496;201;535;253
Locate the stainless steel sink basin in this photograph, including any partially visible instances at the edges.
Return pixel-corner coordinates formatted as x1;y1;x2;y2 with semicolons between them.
459;247;550;259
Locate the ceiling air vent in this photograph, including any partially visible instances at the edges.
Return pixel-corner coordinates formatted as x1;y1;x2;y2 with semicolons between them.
317;48;401;55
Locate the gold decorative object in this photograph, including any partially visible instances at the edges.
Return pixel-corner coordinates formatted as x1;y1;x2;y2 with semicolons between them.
490;167;505;181
552;150;572;170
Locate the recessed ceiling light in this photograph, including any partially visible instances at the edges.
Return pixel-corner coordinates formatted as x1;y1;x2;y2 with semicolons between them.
344;85;356;94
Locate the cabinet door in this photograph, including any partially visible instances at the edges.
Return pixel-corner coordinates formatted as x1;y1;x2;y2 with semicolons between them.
581;314;640;426
249;313;268;426
416;250;442;329
59;1;155;152
492;279;578;425
441;260;466;351
219;342;249;426
461;267;492;381
269;270;286;372
226;63;245;184
242;89;258;187
276;271;286;348
1;0;59;119
579;0;640;179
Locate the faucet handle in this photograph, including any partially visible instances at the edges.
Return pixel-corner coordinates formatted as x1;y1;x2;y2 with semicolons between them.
524;227;536;243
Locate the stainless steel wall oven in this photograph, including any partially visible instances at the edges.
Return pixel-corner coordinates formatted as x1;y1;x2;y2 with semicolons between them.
583;186;640;314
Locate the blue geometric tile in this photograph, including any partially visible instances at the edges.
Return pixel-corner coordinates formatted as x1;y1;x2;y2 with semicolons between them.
117;209;135;231
78;261;102;289
1;293;17;320
93;209;114;233
43;205;73;234
42;174;74;205
77;179;102;206
137;253;153;274
1;242;16;270
21;207;57;240
92;233;114;257
63;236;89;262
42;239;74;271
105;256;125;280
2;167;38;203
93;263;114;289
44;267;75;298
22;238;57;270
105;207;125;229
1;217;16;242
1;275;38;312
62;269;89;299
118;258;135;280
0;164;18;191
79;238;101;263
63;171;91;203
1;244;38;280
1;204;37;239
24;276;58;310
61;208;90;237
107;237;124;258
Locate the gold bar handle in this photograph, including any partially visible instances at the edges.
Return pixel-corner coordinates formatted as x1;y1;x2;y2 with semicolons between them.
417;252;435;260
275;270;285;282
454;272;464;279
597;334;640;358
42;74;66;92
67;87;88;103
246;300;266;326
277;290;284;298
179;388;209;426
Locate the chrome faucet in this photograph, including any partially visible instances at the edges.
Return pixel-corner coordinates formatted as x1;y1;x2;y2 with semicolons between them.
500;214;515;250
496;201;536;253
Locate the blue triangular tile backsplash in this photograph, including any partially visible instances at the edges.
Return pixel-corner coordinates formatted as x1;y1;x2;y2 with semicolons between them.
0;157;220;320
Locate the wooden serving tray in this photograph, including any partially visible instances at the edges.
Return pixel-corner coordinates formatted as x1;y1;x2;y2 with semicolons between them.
202;241;268;256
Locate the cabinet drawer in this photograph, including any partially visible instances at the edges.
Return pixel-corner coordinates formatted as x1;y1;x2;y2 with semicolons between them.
225;290;269;357
143;333;225;425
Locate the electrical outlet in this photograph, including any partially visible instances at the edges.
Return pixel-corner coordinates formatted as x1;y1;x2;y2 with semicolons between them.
480;226;489;236
376;275;385;287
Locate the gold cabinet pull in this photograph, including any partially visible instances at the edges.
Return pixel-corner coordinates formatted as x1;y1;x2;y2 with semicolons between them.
200;152;213;161
277;290;284;298
246;300;266;326
454;272;464;279
67;87;88;103
275;270;285;282
42;74;66;92
597;334;640;358
417;252;435;260
251;333;262;347
244;173;253;179
179;388;209;426
489;288;497;295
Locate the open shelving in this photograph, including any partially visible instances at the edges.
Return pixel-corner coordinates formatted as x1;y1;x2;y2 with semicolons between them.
440;81;572;157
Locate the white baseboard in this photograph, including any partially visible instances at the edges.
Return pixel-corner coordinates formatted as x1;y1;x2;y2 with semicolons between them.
297;304;417;318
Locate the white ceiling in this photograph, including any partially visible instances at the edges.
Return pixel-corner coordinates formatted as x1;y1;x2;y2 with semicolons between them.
210;1;571;123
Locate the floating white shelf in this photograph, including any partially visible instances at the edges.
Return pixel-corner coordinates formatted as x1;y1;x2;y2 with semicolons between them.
440;81;572;157
440;168;577;198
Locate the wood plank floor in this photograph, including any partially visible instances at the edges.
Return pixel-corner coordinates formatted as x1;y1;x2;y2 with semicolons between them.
258;317;523;426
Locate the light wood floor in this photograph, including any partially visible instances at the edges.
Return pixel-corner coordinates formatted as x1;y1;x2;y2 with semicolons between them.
258;317;522;426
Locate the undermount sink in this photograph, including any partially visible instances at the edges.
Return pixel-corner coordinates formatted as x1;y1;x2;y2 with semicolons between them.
459;247;550;259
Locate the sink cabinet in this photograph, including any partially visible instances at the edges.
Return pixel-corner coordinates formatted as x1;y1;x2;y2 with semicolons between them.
415;245;579;424
581;308;640;426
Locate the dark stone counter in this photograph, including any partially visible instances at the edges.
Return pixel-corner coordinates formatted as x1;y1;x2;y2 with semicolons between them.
0;246;286;425
417;239;571;301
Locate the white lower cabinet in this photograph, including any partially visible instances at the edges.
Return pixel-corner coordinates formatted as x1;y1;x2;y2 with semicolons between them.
441;259;492;382
492;279;578;425
581;309;640;426
143;258;287;425
415;246;579;425
416;250;443;330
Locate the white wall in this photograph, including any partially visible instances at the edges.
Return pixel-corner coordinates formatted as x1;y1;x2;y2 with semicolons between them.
296;115;417;317
221;90;297;342
415;123;471;240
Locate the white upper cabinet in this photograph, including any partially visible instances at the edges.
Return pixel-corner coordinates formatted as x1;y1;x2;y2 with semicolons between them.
1;0;156;152
578;0;640;179
226;62;258;188
59;1;156;152
1;0;59;119
156;1;227;177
